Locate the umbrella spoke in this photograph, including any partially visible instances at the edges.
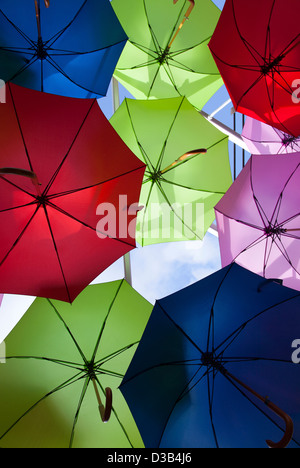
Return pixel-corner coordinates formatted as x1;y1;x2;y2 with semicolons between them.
0;9;35;47
0;205;39;268
47;299;88;365
90;281;123;363
43;99;95;196
0;370;84;443
69;377;89;448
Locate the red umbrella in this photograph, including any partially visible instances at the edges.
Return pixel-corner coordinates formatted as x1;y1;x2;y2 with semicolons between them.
209;0;300;137
0;84;145;302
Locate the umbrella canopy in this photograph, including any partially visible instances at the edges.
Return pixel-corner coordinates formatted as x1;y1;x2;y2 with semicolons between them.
242;117;300;155
112;0;223;110
0;83;145;302
0;0;127;98
209;0;300;137
120;263;300;448
215;154;300;291
0;279;152;448
110;96;232;246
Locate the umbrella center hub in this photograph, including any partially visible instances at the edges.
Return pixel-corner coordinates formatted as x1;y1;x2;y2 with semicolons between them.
201;351;225;372
36;40;48;60
85;361;97;378
150;170;162;182
264;225;286;236
260;55;285;75
36;194;49;205
157;48;171;65
281;134;296;147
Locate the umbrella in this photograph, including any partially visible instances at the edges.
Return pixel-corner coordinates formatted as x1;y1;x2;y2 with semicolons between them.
0;0;127;98
120;263;300;448
110;96;232;246
208;0;300;137
215;153;300;291
111;0;223;110
0;83;146;302
242;117;300;155
0;279;152;448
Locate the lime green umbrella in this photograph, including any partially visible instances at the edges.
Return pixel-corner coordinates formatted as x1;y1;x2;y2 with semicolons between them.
0;280;152;448
111;0;223;110
110;97;232;246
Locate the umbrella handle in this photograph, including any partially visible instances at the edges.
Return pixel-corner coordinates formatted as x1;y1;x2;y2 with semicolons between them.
168;0;195;49
225;370;294;449
0;167;41;196
44;0;50;6
92;378;113;423
160;148;207;174
265;400;294;449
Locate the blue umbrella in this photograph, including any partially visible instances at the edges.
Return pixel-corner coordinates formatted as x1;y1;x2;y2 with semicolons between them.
120;263;300;448
0;0;127;98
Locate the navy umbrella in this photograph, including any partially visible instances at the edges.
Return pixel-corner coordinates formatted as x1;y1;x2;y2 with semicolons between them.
120;264;300;448
0;0;127;98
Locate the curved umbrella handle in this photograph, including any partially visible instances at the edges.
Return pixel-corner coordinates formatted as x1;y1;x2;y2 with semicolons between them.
0;167;41;196
92;378;113;423
168;0;195;49
225;370;294;449
265;400;294;449
99;387;113;423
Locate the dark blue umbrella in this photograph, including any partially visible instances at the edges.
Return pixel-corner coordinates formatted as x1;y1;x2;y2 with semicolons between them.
120;263;300;448
0;0;127;97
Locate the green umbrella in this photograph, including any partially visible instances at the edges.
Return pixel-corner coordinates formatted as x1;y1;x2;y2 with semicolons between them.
110;96;232;246
0;280;152;448
111;0;223;110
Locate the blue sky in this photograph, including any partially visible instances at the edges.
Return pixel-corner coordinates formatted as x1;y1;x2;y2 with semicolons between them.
0;0;242;341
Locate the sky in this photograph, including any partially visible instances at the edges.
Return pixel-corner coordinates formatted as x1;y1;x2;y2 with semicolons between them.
0;0;245;342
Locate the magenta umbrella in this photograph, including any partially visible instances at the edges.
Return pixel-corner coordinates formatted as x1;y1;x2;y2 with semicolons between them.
215;153;300;291
242;117;300;155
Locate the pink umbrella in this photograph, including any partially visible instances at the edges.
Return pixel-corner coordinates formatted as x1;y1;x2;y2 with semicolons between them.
215;154;300;291
242;117;300;155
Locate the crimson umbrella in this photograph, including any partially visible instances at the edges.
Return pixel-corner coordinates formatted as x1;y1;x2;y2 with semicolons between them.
209;0;300;137
0;83;145;302
242;117;300;155
215;153;300;291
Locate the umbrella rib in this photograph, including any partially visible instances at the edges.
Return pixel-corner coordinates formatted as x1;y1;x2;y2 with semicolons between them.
90;280;124;363
69;376;89;449
0;9;35;48
46;200;135;249
43;99;96;196
156;96;185;172
157;302;203;353
95;341;140;370
5;355;84;371
7;82;36;173
230;0;264;65
46;163;146;200
47;298;88;365
0;205;39;268
155;179;202;240
42;206;72;303
46;0;88;47
157;365;208;448
123;99;155;171
0;371;84;443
